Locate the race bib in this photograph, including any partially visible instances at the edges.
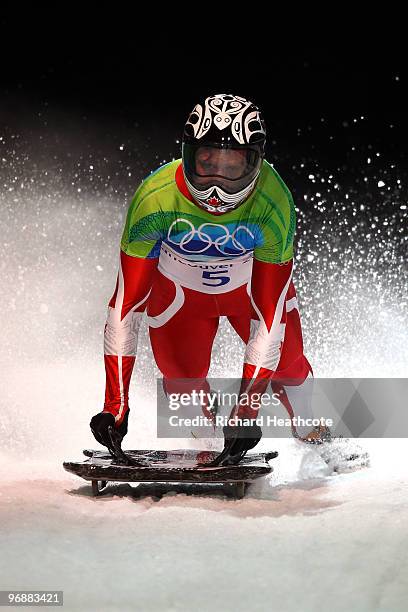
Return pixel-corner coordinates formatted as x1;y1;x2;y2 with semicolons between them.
158;243;253;294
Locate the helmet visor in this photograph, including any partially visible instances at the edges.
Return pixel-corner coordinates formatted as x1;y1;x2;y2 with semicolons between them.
183;143;260;186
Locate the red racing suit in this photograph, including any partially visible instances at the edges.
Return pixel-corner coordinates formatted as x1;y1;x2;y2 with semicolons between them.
103;160;312;429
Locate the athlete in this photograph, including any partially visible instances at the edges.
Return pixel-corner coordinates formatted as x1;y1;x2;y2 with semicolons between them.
90;94;328;465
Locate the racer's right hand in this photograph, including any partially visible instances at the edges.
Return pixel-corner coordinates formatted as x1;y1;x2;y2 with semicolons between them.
90;412;115;448
89;410;130;449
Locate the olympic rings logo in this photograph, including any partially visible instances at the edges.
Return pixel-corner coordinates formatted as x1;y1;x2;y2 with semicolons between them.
167;218;255;255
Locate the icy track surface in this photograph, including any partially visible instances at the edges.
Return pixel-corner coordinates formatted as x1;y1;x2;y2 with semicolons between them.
0;440;407;612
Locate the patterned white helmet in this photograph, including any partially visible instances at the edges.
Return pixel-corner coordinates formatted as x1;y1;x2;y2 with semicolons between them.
182;94;266;214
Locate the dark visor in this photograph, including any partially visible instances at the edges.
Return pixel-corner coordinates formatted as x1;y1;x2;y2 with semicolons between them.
183;144;261;182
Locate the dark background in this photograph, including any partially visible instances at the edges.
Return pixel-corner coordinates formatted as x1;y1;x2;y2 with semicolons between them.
1;11;407;200
1;12;406;144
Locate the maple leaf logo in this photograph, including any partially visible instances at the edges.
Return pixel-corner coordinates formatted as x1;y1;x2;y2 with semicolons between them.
207;196;221;206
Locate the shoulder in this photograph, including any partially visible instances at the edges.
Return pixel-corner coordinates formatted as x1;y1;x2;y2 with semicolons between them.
252;161;296;263
124;159;180;221
120;161;181;254
257;160;295;212
255;160;295;233
128;159;180;212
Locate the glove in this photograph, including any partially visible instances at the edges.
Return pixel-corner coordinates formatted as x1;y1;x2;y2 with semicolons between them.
90;409;130;449
222;422;262;459
204;423;262;467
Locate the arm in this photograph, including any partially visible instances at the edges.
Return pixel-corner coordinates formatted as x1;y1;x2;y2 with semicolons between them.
101;181;163;427
233;258;293;419
103;250;158;425
234;184;296;420
212;257;293;466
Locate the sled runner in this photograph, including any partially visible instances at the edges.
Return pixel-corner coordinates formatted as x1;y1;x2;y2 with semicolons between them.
63;448;278;499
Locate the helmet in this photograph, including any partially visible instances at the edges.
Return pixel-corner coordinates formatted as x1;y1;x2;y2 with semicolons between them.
182;94;266;214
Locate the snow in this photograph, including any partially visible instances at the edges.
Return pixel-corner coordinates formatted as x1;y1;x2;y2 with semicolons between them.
1;355;406;611
1;440;407;611
0;356;405;611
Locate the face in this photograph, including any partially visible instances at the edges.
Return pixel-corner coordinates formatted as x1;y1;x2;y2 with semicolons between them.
194;147;248;182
